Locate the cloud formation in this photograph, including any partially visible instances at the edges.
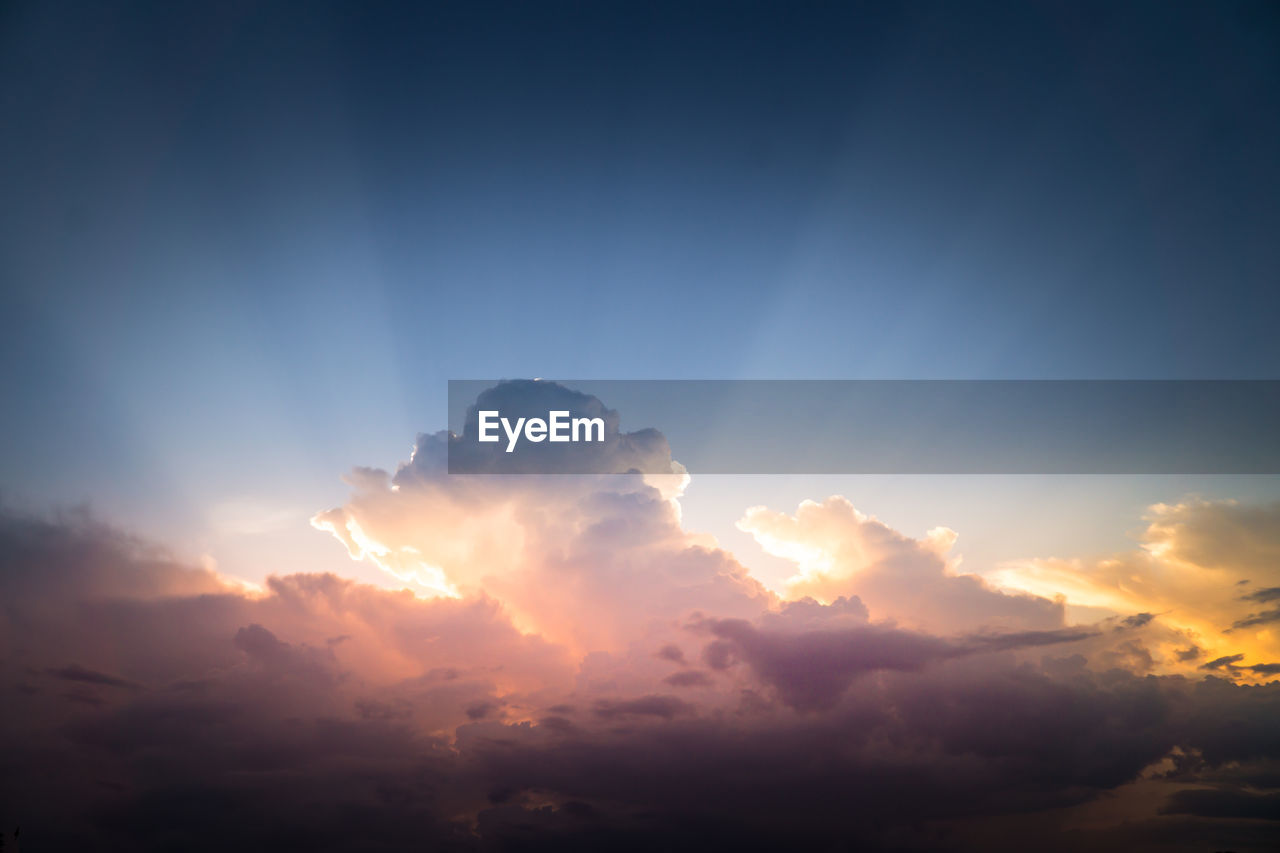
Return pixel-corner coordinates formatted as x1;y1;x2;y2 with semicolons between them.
3;384;1279;851
990;498;1280;676
738;496;1066;633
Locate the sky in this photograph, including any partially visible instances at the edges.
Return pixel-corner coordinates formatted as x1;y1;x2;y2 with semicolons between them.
3;1;1280;850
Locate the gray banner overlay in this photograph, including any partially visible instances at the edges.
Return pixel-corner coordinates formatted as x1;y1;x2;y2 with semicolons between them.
447;380;1280;474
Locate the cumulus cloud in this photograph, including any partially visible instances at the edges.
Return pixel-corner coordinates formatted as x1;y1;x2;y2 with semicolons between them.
4;385;1280;851
312;382;768;653
737;496;1065;633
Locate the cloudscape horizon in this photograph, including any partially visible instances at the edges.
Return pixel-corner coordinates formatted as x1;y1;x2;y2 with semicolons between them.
3;380;1279;850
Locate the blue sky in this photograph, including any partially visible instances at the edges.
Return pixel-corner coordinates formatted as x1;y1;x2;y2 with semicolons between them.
3;1;1279;582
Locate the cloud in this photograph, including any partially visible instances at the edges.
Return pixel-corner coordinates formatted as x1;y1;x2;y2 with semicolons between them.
654;643;687;664
1229;608;1280;631
662;670;712;687
5;505;1280;850
990;499;1280;677
1160;787;1280;820
1243;586;1280;603
1122;612;1156;629
697;617;956;710
593;695;694;720
693;608;1095;711
5;386;1280;850
47;663;141;690
1143;499;1280;576
311;383;769;653
738;496;1065;633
